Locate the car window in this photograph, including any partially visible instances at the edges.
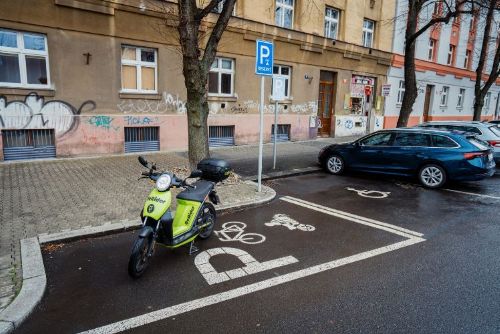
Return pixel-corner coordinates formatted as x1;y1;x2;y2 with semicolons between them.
488;125;500;137
359;133;393;146
461;126;482;135
393;133;430;147
432;135;458;147
468;137;489;150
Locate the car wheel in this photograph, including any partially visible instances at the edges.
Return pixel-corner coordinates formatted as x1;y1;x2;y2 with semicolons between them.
325;154;345;175
418;164;446;189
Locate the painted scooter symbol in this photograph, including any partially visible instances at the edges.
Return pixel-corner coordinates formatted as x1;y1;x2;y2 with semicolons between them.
346;187;391;199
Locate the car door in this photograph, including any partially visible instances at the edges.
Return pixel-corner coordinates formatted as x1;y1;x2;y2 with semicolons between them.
383;132;432;174
350;132;395;171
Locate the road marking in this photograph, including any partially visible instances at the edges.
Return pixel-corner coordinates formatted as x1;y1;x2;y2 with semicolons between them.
79;238;423;334
79;196;425;334
194;247;298;285
265;213;315;232
280;196;424;238
442;188;500;200
346;187;391;199
214;222;266;244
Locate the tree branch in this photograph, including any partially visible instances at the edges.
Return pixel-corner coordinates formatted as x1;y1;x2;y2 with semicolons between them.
195;0;224;21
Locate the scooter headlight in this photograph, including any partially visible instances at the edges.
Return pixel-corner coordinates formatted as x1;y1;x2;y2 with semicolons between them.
156;174;172;192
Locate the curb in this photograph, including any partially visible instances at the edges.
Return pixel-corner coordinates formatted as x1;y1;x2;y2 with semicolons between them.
0;238;46;334
0;181;275;333
244;166;322;182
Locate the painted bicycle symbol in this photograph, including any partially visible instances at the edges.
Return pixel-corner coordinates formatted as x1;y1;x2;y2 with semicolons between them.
214;222;266;244
346;187;391;199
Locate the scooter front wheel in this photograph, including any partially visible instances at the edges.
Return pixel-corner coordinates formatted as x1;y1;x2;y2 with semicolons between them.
128;236;153;278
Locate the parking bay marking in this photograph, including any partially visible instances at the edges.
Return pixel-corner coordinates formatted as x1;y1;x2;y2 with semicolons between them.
79;197;425;334
442;188;500;200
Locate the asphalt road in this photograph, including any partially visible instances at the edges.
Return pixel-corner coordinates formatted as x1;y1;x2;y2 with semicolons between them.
17;172;500;334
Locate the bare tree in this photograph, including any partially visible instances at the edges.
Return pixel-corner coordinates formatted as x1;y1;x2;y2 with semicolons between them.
177;0;236;168
472;0;500;121
398;0;473;127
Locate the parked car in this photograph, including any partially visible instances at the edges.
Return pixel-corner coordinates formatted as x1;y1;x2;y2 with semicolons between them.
417;121;500;164
490;120;500;125
318;128;496;189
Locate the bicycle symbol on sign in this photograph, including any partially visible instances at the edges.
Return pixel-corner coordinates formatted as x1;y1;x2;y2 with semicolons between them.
214;222;266;244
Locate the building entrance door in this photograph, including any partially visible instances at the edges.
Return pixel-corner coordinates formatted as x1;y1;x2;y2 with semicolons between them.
423;85;434;122
318;81;334;137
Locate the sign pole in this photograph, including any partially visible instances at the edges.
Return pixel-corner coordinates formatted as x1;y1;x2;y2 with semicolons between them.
258;75;265;192
273;100;278;169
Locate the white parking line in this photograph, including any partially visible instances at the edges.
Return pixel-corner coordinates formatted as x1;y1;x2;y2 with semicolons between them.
442;188;500;200
79;197;425;334
280;196;424;238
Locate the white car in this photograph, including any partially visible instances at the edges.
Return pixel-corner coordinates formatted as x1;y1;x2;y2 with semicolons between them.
417;121;500;164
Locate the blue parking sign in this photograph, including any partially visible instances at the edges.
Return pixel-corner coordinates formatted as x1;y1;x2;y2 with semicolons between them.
255;40;274;76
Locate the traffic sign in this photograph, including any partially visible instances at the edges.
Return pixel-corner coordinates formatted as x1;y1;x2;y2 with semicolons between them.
255;40;274;76
272;76;286;101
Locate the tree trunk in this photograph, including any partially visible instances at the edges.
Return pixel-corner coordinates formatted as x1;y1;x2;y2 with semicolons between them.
397;2;419;128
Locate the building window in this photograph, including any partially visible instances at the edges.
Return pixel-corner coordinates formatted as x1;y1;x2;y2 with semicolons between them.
397;80;405;104
484;92;491;111
440;86;449;106
447;44;455;65
428;39;436;61
464;50;470;69
276;0;294;29
121;46;157;93
324;7;339;39
208;57;234;96
457;88;465;108
272;65;291;99
0;29;50;88
212;0;236;15
362;19;375;48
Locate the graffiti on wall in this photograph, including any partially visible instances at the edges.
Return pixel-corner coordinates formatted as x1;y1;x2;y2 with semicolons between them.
124;116;159;125
87;115;118;131
117;92;186;114
0;93;96;137
209;100;318;115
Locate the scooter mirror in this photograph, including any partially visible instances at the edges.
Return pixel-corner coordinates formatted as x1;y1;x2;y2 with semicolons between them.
189;170;203;178
138;156;148;168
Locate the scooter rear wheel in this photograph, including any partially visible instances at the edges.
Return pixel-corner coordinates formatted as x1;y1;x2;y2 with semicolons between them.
128;236;153;278
198;203;216;239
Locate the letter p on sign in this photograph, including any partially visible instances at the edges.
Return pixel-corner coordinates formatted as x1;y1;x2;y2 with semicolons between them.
255;40;274;76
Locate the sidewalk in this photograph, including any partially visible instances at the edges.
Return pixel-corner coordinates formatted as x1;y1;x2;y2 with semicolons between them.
0;135;359;311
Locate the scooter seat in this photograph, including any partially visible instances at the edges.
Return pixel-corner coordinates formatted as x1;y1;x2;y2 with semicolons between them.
177;180;214;202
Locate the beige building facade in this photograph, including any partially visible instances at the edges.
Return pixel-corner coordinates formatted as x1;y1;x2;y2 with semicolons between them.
0;0;394;161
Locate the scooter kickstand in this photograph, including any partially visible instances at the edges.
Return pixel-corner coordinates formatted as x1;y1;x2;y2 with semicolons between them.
188;241;199;255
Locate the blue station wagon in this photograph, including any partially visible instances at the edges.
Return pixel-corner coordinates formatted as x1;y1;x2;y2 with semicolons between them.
318;128;496;188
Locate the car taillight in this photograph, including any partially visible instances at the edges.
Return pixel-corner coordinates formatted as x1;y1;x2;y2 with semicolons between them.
487;140;500;147
463;152;487;160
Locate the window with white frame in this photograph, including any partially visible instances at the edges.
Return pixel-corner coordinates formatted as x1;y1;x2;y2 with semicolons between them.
272;65;291;99
362;19;375;48
121;46;157;93
428;39;436;61
324;7;339;39
484;92;491;111
208;57;234;96
447;44;455;65
0;29;50;88
275;0;294;29
397;80;405;104
440;86;449;106
464;50;470;69
457;88;465;108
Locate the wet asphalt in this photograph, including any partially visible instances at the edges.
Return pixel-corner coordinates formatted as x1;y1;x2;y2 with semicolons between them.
16;171;500;334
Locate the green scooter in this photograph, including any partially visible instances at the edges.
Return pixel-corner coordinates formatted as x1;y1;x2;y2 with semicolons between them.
128;156;231;278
